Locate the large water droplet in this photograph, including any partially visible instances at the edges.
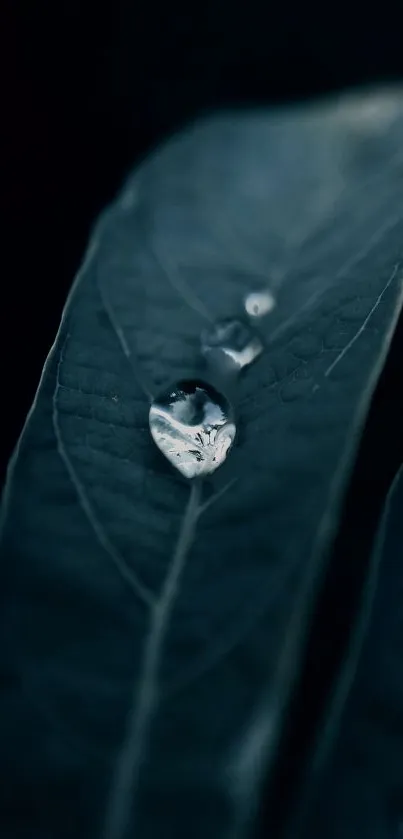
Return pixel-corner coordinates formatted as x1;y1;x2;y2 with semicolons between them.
201;318;263;375
149;380;236;479
244;289;276;319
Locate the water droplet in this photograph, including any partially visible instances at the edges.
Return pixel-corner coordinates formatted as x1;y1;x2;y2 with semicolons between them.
149;380;236;479
201;318;263;375
244;289;276;319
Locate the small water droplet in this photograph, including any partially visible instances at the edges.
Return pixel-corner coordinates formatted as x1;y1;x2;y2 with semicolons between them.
201;318;263;375
149;380;236;479
244;289;276;319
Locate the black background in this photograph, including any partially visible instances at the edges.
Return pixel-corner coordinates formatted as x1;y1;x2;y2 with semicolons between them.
3;1;403;482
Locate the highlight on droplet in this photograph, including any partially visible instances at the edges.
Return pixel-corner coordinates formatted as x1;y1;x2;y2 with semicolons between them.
244;289;276;319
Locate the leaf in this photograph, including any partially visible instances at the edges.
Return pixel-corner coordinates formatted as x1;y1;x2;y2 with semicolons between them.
1;86;403;839
295;462;403;839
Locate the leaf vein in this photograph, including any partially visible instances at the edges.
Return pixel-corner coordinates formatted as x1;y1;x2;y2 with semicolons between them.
102;479;203;839
324;262;401;378
52;334;154;607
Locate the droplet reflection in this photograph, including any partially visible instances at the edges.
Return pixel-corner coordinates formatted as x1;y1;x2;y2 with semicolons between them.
149;380;236;479
244;289;276;319
201;318;263;375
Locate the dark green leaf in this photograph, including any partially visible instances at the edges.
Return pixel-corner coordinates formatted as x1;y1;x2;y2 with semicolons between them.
1;87;403;839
